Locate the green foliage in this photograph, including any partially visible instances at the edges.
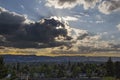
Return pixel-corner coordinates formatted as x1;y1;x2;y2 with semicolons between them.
105;57;114;77
9;70;17;80
57;68;65;78
115;61;120;78
3;58;120;79
86;68;92;78
72;65;81;77
22;65;29;74
0;56;8;79
103;77;116;80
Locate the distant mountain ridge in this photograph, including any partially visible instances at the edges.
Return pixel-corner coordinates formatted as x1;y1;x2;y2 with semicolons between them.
2;55;120;63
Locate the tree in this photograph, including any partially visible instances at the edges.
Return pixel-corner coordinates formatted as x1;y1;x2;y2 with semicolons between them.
72;66;81;78
86;64;93;78
57;68;65;78
22;65;29;74
115;61;120;78
86;68;92;78
0;56;8;79
16;62;20;72
105;57;114;77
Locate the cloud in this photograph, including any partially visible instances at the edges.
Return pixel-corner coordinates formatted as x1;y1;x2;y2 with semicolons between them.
117;23;120;31
45;0;100;10
69;33;103;52
96;20;104;24
0;6;103;51
0;7;72;48
45;0;79;9
45;0;120;14
70;28;88;40
0;35;6;42
53;27;113;53
50;16;78;22
52;34;116;54
81;0;100;10
62;16;78;21
98;0;120;14
0;7;26;34
0;6;118;54
23;18;70;43
51;27;119;53
20;5;25;10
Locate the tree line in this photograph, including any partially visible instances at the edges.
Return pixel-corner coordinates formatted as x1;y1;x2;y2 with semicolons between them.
0;56;120;80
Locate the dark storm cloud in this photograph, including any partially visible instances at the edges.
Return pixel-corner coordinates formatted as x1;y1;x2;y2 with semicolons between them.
20;18;69;42
0;7;72;48
0;7;26;34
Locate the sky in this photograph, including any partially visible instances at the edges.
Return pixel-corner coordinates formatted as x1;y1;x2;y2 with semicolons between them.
0;0;120;54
